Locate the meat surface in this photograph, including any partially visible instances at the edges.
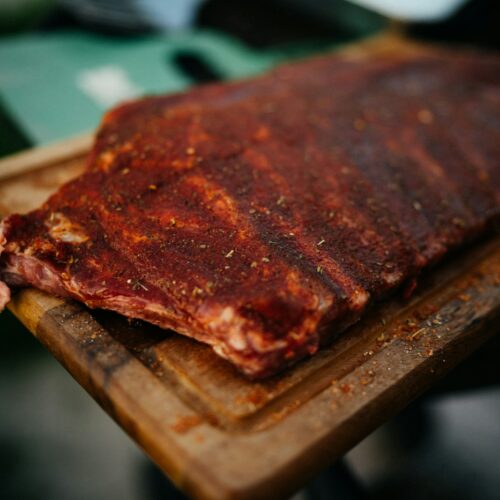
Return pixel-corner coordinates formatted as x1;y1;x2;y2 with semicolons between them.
1;46;499;378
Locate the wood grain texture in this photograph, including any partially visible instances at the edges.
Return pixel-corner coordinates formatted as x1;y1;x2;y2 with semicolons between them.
0;133;92;182
1;36;499;500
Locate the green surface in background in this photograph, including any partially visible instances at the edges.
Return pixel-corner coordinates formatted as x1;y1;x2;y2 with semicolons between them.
0;26;379;146
0;30;277;145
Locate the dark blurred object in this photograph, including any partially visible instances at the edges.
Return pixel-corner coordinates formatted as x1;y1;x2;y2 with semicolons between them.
0;0;56;34
306;461;367;500
429;329;500;394
0;309;43;367
197;0;346;48
172;50;223;83
197;0;383;49
0;99;31;156
410;0;500;49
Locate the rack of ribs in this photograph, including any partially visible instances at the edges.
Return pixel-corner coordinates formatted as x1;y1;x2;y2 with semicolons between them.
1;45;499;378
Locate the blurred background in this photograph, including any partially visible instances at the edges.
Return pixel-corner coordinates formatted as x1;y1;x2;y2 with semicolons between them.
0;1;499;499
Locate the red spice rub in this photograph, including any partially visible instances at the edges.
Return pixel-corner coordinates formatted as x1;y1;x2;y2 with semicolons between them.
1;46;499;377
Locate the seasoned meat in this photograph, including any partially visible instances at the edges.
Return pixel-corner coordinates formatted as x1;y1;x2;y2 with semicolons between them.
1;47;499;378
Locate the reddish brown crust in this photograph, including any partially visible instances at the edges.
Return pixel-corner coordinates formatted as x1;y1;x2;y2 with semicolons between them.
1;48;499;377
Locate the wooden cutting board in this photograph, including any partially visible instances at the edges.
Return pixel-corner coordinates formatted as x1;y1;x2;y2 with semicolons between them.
1;36;500;500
